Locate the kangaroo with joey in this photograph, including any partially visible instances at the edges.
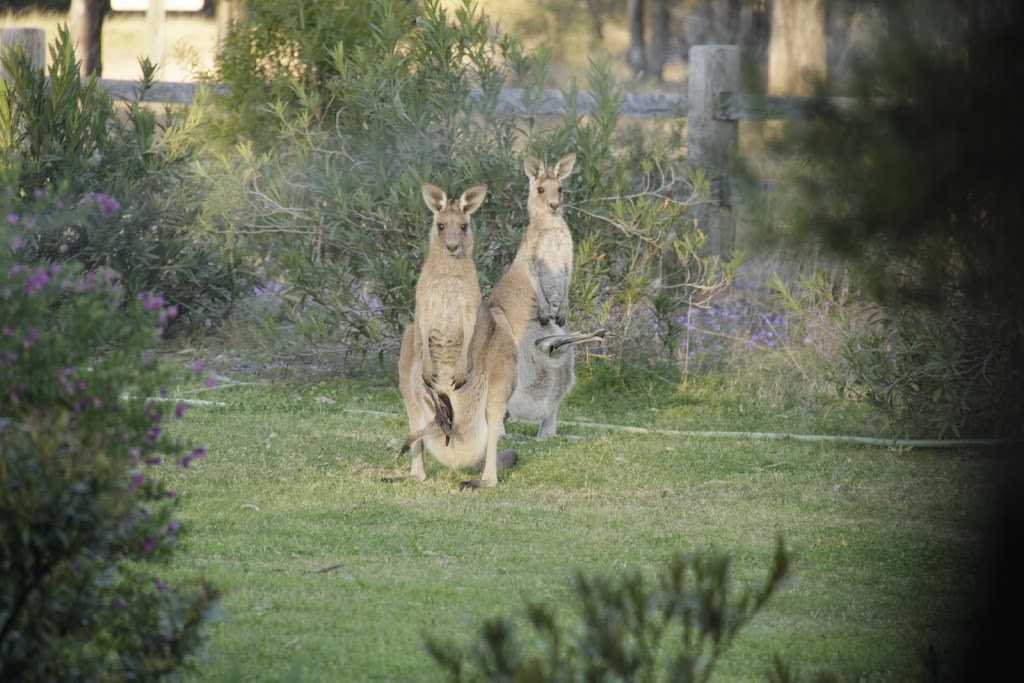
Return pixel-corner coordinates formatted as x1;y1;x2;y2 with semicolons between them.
390;183;519;489
488;153;606;440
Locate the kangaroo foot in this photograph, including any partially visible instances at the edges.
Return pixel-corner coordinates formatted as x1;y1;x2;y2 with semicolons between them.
458;479;492;491
423;382;454;444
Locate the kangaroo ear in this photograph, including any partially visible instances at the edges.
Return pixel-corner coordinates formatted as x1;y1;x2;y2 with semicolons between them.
524;154;544;181
553;153;576;179
422;184;448;213
459;184;488;215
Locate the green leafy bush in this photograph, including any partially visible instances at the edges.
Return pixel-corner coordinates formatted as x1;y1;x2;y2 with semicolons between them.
212;0;399;140
1;193;217;679
0;25;246;331
750;1;1024;438
772;268;1011;439
202;0;737;361
426;539;791;682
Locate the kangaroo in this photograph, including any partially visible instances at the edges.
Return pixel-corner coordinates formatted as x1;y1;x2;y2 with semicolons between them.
392;184;519;489
488;153;606;440
415;183;486;392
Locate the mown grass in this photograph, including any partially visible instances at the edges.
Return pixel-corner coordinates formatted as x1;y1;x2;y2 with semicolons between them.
155;359;995;682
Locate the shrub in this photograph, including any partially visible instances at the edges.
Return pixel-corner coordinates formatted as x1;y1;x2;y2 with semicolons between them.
212;0;398;140
0;194;217;679
202;0;738;362
748;1;1024;438
426;538;791;682
0;25;246;332
772;268;1012;439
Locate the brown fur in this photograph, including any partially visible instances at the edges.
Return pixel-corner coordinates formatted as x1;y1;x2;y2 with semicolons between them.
415;183;486;391
395;184;519;489
488;153;603;439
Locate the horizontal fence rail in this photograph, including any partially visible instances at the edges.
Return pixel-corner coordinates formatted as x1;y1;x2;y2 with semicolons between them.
95;80;694;117
3;31;880;256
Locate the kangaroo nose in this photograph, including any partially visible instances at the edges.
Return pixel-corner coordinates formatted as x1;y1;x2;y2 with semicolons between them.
446;243;460;254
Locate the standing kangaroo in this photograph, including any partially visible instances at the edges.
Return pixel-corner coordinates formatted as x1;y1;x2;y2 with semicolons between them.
393;184;519;489
488;153;605;440
414;183;486;392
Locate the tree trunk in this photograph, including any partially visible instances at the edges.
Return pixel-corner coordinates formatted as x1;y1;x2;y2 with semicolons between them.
69;0;109;76
766;0;827;95
626;0;646;76
648;0;670;82
584;0;604;41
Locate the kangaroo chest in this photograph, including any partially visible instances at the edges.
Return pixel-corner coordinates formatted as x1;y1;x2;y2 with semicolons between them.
417;270;479;361
523;222;573;274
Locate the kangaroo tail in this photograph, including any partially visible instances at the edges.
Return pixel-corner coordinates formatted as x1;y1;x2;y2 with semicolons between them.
399;422;449;456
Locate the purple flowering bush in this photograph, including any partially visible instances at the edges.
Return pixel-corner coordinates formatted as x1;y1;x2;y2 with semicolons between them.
0;26;247;333
0;209;216;677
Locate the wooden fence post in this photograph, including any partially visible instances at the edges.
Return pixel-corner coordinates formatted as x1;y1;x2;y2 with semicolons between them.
146;0;167;64
1;28;46;80
687;44;740;256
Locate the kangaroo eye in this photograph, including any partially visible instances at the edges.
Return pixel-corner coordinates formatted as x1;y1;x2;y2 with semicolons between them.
537;187;545;195
558;186;563;194
461;223;468;232
437;223;445;232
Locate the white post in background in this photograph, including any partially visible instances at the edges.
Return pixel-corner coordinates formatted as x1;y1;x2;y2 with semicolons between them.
0;28;46;80
146;0;166;65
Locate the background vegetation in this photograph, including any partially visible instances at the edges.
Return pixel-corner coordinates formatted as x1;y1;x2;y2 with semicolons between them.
2;0;1019;680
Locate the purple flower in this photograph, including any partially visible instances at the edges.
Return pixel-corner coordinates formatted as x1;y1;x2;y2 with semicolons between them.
141;537;156;555
24;266;51;294
146;426;161;443
138;292;165;312
204;375;218;389
11;234;24;249
179;446;207;469
96;192;120;216
159;305;179;326
175;401;187;420
145;456;162;466
167;520;182;535
191;360;205;375
6;212;18;225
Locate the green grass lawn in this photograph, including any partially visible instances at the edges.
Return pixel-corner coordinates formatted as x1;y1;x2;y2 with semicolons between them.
157;362;995;682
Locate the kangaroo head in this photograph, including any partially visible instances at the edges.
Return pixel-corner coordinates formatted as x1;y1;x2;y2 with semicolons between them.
421;183;488;259
525;153;576;219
